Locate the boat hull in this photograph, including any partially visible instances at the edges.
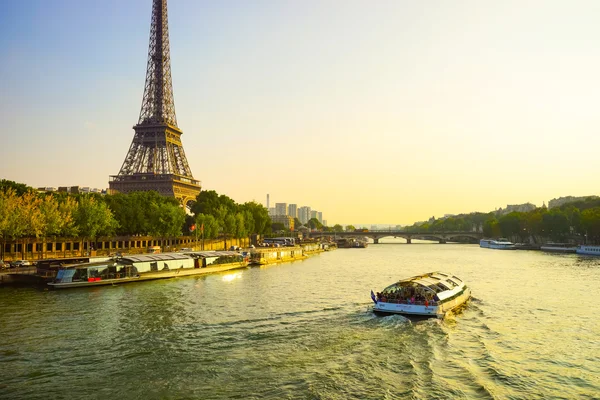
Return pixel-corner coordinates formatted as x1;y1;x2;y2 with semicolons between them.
48;262;248;289
541;246;577;253
373;287;471;318
576;245;600;256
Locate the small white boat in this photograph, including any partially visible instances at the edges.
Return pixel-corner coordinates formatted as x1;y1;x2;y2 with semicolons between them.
371;271;471;318
480;238;515;250
540;243;577;253
576;245;600;256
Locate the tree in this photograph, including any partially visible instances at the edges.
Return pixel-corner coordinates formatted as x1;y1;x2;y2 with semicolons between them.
294;218;303;229
75;196;118;253
345;225;356;231
332;224;344;232
271;222;285;232
195;214;219;240
240;201;270;234
581;207;600;243
307;218;323;230
0;179;34;196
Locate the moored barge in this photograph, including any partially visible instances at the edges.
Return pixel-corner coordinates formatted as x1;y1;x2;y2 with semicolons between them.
48;251;248;289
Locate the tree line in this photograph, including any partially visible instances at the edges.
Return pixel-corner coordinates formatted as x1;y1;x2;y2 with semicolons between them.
188;190;270;239
0;180;273;251
403;197;600;243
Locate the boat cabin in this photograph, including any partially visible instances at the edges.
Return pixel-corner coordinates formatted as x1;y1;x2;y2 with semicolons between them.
377;272;465;306
53;260;138;284
179;251;247;268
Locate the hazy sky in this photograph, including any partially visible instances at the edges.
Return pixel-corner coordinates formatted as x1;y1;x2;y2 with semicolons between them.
1;0;599;225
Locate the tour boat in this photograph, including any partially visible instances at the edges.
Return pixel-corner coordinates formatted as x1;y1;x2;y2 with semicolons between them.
575;245;600;256
371;271;471;318
540;243;577;253
480;238;516;250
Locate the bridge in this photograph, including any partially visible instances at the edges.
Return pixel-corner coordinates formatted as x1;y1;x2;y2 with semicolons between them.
309;230;483;244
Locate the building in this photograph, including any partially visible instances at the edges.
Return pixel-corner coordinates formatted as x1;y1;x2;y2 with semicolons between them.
271;215;294;230
322;220;327;227
275;203;288;216
266;194;270;208
548;196;598;209
498;203;536;215
288;204;298;219
310;210;318;220
298;206;311;224
268;208;276;217
317;212;323;223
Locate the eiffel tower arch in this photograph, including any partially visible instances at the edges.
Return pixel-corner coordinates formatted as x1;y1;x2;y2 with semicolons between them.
109;0;200;208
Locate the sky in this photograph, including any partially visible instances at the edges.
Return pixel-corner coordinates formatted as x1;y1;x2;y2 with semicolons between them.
1;0;600;226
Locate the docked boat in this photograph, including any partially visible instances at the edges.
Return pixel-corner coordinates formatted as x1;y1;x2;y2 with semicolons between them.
575;245;600;256
336;238;368;248
371;271;471;318
540;243;577;253
48;252;248;289
480;238;516;250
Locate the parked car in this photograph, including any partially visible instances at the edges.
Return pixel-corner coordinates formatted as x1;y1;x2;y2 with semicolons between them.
10;260;32;268
0;260;8;269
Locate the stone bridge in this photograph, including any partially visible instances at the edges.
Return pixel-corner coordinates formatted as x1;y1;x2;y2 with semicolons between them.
309;230;483;244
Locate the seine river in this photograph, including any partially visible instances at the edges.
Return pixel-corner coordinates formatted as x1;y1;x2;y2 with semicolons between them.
1;240;599;399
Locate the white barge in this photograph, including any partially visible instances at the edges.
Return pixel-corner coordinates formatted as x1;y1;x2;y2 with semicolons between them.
576;245;600;256
480;238;516;250
48;252;248;289
371;271;471;318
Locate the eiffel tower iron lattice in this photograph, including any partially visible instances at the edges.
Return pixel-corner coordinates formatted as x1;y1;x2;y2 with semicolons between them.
109;0;200;206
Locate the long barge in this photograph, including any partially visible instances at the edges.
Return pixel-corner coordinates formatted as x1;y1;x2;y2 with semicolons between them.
48;251;248;289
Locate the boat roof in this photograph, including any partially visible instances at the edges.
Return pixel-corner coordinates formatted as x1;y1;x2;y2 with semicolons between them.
121;253;192;263
384;271;464;292
180;251;241;258
59;260;118;269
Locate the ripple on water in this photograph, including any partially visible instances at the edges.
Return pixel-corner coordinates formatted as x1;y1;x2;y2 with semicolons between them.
2;244;600;399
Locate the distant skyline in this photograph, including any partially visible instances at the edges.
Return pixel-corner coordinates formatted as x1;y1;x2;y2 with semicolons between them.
2;0;599;225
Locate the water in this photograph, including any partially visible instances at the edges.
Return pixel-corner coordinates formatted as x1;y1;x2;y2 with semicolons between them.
1;241;599;399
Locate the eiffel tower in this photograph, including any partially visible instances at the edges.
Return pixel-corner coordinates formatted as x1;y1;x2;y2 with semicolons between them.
109;0;200;207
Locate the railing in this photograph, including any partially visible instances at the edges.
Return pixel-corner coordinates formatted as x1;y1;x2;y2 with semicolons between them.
380;299;437;306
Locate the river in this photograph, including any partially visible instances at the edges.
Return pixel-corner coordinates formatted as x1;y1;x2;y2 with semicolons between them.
1;240;599;399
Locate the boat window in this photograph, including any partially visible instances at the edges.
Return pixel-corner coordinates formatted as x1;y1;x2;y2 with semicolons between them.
452;276;462;282
427;284;443;293
150;262;158;272
444;279;458;287
437;282;452;290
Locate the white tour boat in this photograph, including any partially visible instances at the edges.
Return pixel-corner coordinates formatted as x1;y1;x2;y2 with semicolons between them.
576;245;600;256
480;238;516;250
371;271;471;318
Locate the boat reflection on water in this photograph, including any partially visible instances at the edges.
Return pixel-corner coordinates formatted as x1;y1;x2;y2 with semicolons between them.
222;272;243;282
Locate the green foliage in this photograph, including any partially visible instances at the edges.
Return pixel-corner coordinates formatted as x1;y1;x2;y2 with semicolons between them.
271;222;285;232
190;191;270;237
332;224;344;232
74;196;118;239
345;225;356;232
105;191;182;236
0;179;34;196
307;218;323;230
